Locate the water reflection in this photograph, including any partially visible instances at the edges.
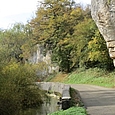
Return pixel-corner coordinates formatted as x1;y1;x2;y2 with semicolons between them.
18;96;61;115
38;96;60;115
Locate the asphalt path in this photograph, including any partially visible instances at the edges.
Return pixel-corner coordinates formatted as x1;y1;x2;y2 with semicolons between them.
70;84;115;115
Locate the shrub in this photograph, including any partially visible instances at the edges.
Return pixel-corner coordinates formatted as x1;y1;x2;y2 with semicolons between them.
0;62;43;115
48;107;87;115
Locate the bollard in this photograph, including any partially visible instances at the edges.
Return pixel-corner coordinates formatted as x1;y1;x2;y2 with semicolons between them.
61;89;71;110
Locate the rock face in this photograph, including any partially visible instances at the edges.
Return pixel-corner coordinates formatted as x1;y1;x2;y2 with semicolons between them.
91;0;115;66
29;44;59;76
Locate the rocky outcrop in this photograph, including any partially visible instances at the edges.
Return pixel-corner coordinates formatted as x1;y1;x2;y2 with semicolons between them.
29;44;59;76
91;0;115;66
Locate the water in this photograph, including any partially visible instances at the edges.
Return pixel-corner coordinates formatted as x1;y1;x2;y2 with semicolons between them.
18;96;61;115
38;96;60;115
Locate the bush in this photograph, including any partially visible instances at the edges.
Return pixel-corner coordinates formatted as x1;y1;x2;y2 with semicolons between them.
48;107;87;115
0;62;43;115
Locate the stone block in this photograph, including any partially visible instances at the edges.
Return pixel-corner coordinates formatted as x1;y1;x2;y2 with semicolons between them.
107;41;115;48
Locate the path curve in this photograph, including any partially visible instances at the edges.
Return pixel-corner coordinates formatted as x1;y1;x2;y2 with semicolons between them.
70;84;115;115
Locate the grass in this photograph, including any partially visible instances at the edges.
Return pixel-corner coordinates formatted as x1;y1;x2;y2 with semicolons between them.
48;107;87;115
65;68;115;88
70;88;84;107
49;68;115;88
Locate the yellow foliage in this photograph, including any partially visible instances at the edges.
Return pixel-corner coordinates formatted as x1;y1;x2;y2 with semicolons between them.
88;51;100;61
2;62;19;74
70;7;82;16
58;38;70;45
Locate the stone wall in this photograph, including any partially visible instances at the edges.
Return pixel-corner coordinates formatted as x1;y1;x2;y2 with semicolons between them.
36;82;72;110
91;0;115;66
35;82;70;94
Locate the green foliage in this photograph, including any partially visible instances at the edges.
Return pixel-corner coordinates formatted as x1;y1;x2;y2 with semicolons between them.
48;107;87;115
72;18;96;67
31;0;113;71
31;0;89;72
88;30;113;69
0;62;43;115
0;23;36;63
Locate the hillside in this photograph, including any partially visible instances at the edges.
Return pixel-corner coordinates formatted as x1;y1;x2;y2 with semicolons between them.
47;68;115;88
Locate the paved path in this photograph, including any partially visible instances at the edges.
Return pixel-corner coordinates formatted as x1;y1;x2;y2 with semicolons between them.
70;84;115;115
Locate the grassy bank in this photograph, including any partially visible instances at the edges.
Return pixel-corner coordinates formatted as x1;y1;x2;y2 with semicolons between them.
48;107;87;115
65;68;115;88
50;68;115;88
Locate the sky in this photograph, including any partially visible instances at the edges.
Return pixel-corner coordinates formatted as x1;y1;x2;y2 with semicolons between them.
0;0;91;29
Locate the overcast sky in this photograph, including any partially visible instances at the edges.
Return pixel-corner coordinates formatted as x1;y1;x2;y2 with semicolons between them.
0;0;91;29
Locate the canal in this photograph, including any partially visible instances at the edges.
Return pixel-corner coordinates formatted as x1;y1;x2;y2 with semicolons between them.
17;95;61;115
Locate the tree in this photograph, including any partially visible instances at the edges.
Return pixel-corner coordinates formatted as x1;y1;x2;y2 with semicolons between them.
72;16;96;67
0;23;36;63
31;0;84;72
88;30;113;69
31;1;113;71
0;24;44;115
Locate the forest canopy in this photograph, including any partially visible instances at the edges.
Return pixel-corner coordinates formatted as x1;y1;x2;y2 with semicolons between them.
0;0;113;73
30;0;113;72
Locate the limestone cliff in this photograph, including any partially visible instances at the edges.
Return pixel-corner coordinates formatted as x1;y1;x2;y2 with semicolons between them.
29;44;59;76
91;0;115;65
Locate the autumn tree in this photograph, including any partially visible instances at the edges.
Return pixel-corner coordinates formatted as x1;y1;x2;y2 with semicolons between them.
31;0;113;72
88;30;113;69
31;0;85;72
